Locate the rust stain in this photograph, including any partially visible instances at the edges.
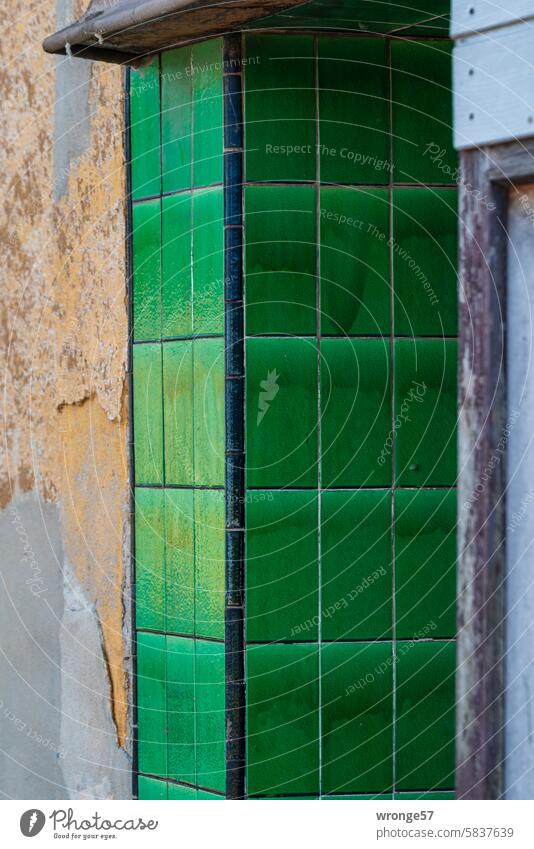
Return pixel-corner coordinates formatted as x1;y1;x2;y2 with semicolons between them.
0;7;130;749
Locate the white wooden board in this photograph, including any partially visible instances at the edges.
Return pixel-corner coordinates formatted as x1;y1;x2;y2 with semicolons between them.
452;0;534;37
453;20;534;149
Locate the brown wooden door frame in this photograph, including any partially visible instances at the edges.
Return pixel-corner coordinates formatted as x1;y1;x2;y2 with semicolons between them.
457;139;534;799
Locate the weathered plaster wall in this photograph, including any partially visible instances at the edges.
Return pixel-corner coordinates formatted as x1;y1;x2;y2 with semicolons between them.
0;0;131;798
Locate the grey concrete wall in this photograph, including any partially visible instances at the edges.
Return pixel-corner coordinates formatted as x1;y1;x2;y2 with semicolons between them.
505;185;534;798
0;495;130;799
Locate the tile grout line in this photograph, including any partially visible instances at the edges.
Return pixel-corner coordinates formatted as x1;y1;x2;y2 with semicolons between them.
187;44;199;793
155;54;171;783
387;37;397;798
313;33;324;801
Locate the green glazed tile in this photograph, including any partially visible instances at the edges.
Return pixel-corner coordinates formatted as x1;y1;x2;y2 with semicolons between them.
245;35;315;181
130;57;161;200
321;490;392;640
394;339;457;486
193;39;223;188
135;487;165;631
162;192;192;338
396;641;455;790
164;489;194;635
385;0;450;32
392;40;456;184
246;337;318;488
250;795;319;799
163;340;194;485
133;343;163;485
133;199;161;341
324;794;393;800
318;38;389;184
167;782;197;799
195;639;226;793
196;789;225;799
322;641;393;794
393;188;458;336
321;338;392;486
247;643;319;796
194;489;225;640
395;489;456;639
193;338;225;486
320;187;390;335
395;791;455;799
193;187;224;335
137;632;167;777
138;775;167;800
245;185;316;335
246;490;319;642
162;47;192;193
249;1;449;36
250;1;393;33
166;635;196;784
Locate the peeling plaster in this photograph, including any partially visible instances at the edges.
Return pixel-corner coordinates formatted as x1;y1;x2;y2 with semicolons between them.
0;0;130;797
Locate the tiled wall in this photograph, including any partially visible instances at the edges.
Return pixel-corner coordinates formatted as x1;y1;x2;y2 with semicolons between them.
130;23;458;802
131;40;226;800
243;33;457;799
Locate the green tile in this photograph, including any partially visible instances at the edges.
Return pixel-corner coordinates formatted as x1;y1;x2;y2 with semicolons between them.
192;187;224;335
392;40;455;184
320;187;390;335
166;635;195;784
322;642;393;794
388;0;450;31
196;639;226;793
194;489;225;640
246;337;318;488
137;632;167;777
130;57;161;200
324;793;393;800
318;37;389;184
167;782;197;799
252;0;450;34
193;39;223;188
246;490;319;642
162;47;192;193
247;643;319;796
245;35;315;181
395;791;455;799
133;199;161;341
321;490;392;640
133;343;163;485
245;185;316;335
162;192;192;338
395;490;456;640
393;189;458;336
396;641;455;790
394;339;457;486
163;340;194;485
196;789;225;800
135;487;165;631
321;338;392;486
164;489;194;635
193;338;225;486
138;775;167;800
251;795;319;799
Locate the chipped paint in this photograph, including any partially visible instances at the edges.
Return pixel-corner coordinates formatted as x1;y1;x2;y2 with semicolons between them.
0;0;130;794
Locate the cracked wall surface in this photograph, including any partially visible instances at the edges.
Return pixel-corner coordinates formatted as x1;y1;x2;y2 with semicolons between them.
0;0;131;798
